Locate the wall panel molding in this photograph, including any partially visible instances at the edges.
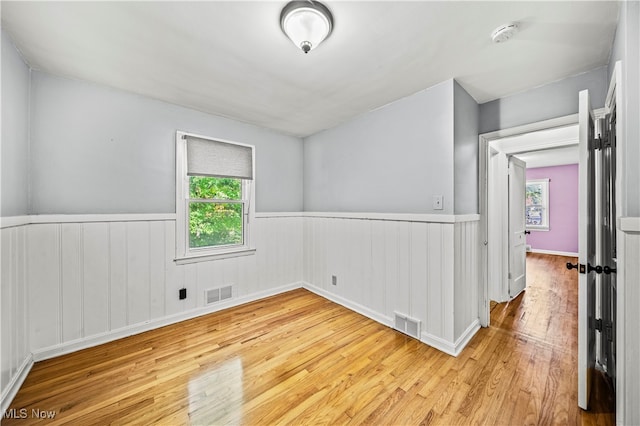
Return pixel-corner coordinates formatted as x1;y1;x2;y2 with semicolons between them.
302;212;480;223
303;282;393;329
32;282;302;362
618;221;640;424
23;216;304;361
3;211;483;411
27;213;177;225
1;224;30;412
302;215;481;356
0;216;30;229
0;355;33;413
619;216;640;232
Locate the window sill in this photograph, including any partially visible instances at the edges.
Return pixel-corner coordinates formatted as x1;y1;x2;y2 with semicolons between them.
526;227;549;232
174;247;256;265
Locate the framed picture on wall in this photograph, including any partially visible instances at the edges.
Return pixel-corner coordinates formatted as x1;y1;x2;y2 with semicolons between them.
526;179;549;230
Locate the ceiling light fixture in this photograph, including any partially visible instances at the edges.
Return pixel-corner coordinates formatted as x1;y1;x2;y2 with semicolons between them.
491;23;519;43
280;1;333;54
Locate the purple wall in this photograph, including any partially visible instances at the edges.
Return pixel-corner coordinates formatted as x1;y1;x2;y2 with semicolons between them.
526;164;579;254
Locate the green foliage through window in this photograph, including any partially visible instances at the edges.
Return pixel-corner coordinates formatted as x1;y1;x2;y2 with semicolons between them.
525;181;547;227
189;176;241;200
189;177;243;248
526;184;543;206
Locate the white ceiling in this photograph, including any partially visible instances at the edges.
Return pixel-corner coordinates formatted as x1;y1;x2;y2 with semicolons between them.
1;1;619;137
516;145;578;168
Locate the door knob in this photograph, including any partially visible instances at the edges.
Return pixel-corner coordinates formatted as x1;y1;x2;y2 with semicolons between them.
588;263;603;274
566;262;578;270
524;230;531;235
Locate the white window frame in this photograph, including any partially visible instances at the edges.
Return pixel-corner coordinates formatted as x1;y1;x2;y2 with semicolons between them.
175;131;255;264
525;178;549;231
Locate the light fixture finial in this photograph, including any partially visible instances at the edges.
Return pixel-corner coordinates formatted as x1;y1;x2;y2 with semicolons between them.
280;1;334;54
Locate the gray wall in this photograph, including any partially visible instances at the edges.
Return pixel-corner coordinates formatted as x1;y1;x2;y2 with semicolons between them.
453;81;479;215
479;66;608;134
29;72;303;214
303;80;455;214
608;8;625;82
1;31;30;217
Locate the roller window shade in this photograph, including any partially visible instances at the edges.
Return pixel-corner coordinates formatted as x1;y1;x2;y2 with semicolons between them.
185;136;253;180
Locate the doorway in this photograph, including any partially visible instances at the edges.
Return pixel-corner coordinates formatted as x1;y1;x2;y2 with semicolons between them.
478;78;620;414
485;124;580;304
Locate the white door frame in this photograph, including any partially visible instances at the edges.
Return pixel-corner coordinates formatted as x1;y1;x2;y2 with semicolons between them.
485;126;582;303
478;114;579;326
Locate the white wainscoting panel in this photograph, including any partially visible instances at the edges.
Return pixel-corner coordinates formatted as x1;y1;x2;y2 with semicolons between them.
28;224;61;350
454;220;480;346
618;221;640;425
5;212;479;410
302;215;480;356
25;216;303;360
1;224;32;412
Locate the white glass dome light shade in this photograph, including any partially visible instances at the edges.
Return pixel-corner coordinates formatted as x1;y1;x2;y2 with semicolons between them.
280;1;333;54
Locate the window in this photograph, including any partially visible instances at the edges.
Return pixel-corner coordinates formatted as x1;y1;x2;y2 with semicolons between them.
176;131;255;263
525;179;549;230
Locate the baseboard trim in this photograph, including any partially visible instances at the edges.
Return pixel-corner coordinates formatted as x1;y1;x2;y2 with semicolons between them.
421;320;480;357
303;282;481;358
1;354;34;413
420;332;457;356
32;282;303;362
454;320;481;355
530;248;578;257
302;282;393;329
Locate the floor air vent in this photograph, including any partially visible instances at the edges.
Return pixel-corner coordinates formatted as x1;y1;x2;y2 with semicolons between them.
394;312;421;339
206;286;233;305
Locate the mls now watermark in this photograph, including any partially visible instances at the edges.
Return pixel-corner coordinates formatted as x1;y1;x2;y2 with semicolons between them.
3;408;57;419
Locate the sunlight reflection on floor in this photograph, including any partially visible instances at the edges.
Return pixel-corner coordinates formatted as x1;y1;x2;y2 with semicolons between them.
188;357;244;424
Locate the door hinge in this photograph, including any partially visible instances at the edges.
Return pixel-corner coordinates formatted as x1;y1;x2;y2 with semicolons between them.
594;115;612;150
594;131;611;150
603;113;613;148
595;319;614;342
595;318;603;332
594;136;604;151
605;321;614;343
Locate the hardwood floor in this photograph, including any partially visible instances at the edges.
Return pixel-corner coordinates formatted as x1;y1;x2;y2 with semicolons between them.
5;253;614;425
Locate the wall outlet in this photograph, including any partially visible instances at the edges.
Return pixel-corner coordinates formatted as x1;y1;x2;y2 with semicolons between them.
179;288;187;300
433;195;444;210
332;275;337;286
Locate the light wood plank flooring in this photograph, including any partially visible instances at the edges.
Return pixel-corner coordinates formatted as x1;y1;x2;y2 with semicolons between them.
5;253;614;424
